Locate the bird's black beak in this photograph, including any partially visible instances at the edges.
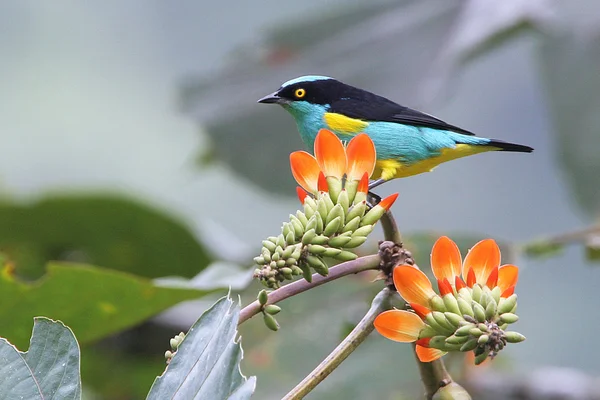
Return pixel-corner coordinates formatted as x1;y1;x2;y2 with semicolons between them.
257;91;283;104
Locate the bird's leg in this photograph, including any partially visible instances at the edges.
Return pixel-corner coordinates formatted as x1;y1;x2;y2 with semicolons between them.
368;179;386;190
366;191;381;208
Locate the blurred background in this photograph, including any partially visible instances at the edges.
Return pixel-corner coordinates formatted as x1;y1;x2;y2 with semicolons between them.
1;0;599;398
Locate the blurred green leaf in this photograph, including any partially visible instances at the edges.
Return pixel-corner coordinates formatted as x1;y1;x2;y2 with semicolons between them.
0;194;212;279
147;295;256;400
0;262;223;348
522;240;564;260
0;317;81;400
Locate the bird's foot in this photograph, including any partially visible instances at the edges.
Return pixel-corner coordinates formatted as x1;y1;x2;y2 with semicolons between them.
368;179;386;190
367;191;381;208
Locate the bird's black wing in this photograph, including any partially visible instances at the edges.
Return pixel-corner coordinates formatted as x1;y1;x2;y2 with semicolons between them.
329;96;475;136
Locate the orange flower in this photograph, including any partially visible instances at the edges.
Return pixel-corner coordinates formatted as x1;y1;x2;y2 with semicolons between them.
290;129;376;195
374;236;521;364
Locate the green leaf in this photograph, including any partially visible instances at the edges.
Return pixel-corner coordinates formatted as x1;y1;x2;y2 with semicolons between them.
0;317;81;400
147;295;256;400
0;262;222;348
0;195;212;279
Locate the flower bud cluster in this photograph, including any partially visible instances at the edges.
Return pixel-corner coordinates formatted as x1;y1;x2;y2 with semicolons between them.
418;284;524;364
253;179;395;288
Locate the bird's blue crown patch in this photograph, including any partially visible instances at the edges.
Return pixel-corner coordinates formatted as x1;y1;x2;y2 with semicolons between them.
282;75;333;87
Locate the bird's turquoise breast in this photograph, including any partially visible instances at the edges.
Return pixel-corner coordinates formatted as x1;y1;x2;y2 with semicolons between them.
283;102;490;164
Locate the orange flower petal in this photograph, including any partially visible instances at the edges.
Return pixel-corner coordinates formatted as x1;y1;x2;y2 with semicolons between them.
357;172;369;193
345;133;376;180
416;345;446;362
296;187;308;204
290;151;320;193
431;236;462;283
393;265;436;308
501;285;515;298
463;239;501;286
410;303;431;319
486;266;499;288
317;171;328;192
379;193;399;211
314;129;346;178
374;310;424;342
437;278;453;297
498;264;519;293
455;276;466;290
466;268;476;287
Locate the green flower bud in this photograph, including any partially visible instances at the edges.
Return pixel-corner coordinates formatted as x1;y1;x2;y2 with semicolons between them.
276;259;285;268
304;202;315;219
323;216;342;236
477;334;489;344
322;248;342;258
477;323;488;332
479;291;490;309
433;311;456;332
327;234;352;248
305;217;318;233
253;256;265;265
290;218;304;238
428;336;448;350
469;328;483;337
342;216;361;233
300;263;312;283
444;312;463;327
472;301;486;323
458;287;472;303
343;236;367;248
165;350;173;359
430;295;446;312
291;266;303;275
315;213;324;234
334;250;358;261
291;246;302;260
457;297;474;318
306;255;329;276
262;240;277;252
282;223;292;239
281;267;293;279
491;286;502;304
312;235;329;245
285;231;296;245
352;225;374;237
326;203;345;226
170;338;179;351
308;244;327;255
445;334;469;345
258;289;269;305
346;201;367;221
460;338;478;352
271;251;280;262
500;313;519;324
261;249;271;263
296;210;308;227
281;245;294;260
337;189;350;214
263;313;280;331
455;324;476;336
304;196;317;211
497;294;518;314
317;196;329;217
485;297;497;320
472;284;483;303
443;295;461;316
418;325;437;339
474;349;490;365
361;205;386;226
302;229;317;245
425;313;454;336
264;304;281;315
504;331;526;343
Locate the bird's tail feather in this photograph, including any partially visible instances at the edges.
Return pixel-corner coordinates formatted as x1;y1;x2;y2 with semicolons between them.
487;139;533;153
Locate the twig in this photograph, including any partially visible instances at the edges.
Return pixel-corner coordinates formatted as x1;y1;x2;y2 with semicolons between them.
238;254;381;325
282;288;392;400
380;210;402;244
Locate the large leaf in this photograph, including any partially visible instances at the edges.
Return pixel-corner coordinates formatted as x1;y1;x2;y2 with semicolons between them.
0;194;212;279
147;295;256;400
0;317;81;400
0;261;223;348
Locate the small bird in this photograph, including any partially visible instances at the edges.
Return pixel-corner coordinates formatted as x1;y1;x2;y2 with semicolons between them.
258;75;533;188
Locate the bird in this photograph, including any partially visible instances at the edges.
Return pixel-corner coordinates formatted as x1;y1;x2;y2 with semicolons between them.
258;75;533;188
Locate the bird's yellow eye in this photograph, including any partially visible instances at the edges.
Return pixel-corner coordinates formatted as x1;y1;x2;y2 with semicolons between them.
295;88;306;98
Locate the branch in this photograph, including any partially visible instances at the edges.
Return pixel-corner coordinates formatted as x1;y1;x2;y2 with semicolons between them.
282;288;392;400
238;254;381;325
380;210;402;244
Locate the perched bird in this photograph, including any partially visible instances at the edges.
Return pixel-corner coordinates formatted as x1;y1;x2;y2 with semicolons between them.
258;75;533;187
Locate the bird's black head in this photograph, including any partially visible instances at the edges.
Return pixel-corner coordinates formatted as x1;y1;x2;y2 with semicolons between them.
257;75;362;106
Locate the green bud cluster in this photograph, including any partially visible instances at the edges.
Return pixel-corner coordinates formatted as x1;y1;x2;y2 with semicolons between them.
253;182;389;288
164;331;186;364
257;289;282;331
417;284;524;364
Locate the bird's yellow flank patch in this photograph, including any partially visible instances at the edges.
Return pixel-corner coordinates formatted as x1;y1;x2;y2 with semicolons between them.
373;144;496;180
323;112;369;135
